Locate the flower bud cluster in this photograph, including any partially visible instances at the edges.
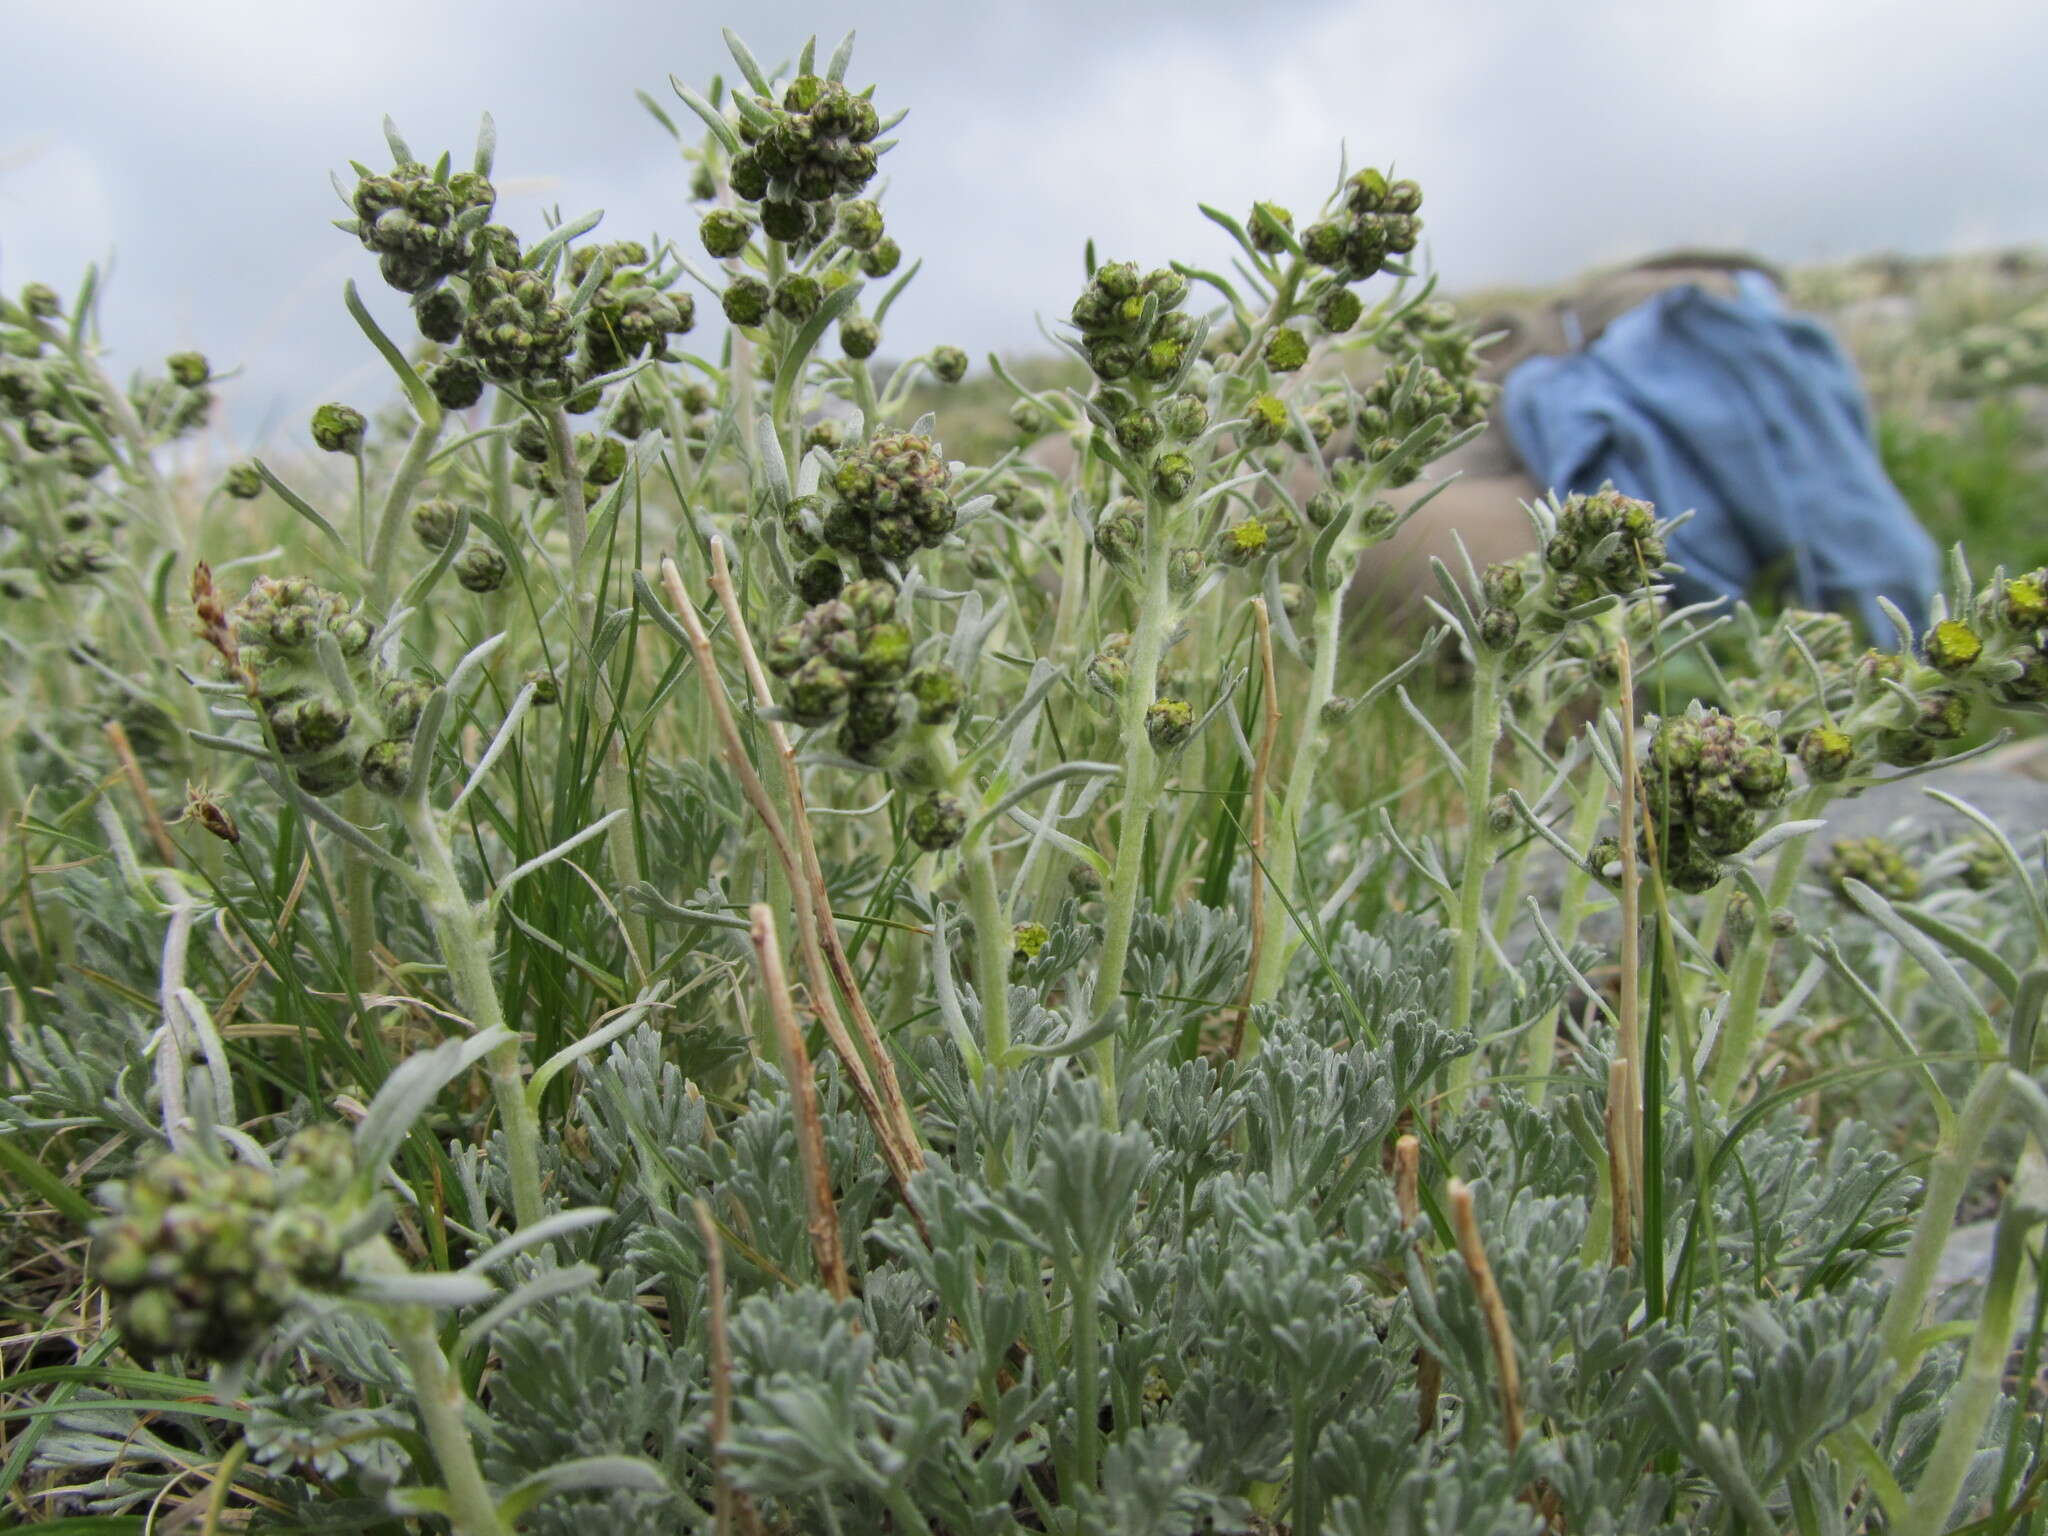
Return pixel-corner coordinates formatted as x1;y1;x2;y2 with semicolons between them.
729;74;884;249
1298;168;1422;283
350;160;496;293
1782;567;2048;784
1353;358;1494;486
225;577;431;798
1639;708;1792;892
1068;262;1196;385
1539;488;1667;612
1825;835;1919;903
787;431;957;580
763;578;962;764
575;243;697;374
1921;567;2048;709
91;1131;351;1362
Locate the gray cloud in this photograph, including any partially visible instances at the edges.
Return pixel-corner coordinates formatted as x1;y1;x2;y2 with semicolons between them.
5;0;2046;446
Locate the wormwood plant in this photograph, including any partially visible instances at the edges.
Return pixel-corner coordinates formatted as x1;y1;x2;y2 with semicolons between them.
7;25;2048;1536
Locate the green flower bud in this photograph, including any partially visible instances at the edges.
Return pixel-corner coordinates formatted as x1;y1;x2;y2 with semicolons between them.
1169;546;1208;597
795;556;845;605
412;288;465;344
310;402;366;454
1247;202;1294;254
426;354;485;410
722;275;771;327
1301;221;1348;267
931;346;969;384
1264;327;1311;373
1924;618;1983;675
1797;726;1855;782
905;663;965;724
1384;178;1423;215
583;436;628;488
859;238;902;278
1996;644;2048;704
510;415;552;464
223;462;264;500
1094;506;1143;567
1913;688;1971;740
1479;606;1521;651
1114;408;1163;455
1160;392;1208;441
360;738;411;797
729;150;769;200
1878;728;1938;767
454;544;508;593
1243;393;1289;446
1146;697;1196;750
166;351;210;388
1087;642;1131;697
1316;287;1364;333
700;208;754;259
786;655;851;726
520;668;559;706
908;793;966;851
1997;572;2048;632
1481;562;1525;608
837;198;884;250
760;198;810;243
1009;397;1050;437
411;497;463;551
841;684;903;752
840;314;881;359
1217;517;1269;567
1155;450;1196;505
21;282;61;318
773;274;823;323
1486;794;1516;836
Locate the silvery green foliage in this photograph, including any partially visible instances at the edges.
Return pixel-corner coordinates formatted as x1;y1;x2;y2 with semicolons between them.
483;1280;704;1535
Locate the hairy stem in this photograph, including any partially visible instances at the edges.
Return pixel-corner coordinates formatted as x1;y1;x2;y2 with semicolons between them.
365;411;446;615
1900;1199;2039;1536
1248;581;1344;1013
1708;783;1831;1108
372;1243;511;1536
1876;1065;2009;1385
398;797;543;1228
1091;510;1173;1122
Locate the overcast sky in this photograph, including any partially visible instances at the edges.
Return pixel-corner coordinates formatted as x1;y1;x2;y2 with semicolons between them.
5;0;2047;449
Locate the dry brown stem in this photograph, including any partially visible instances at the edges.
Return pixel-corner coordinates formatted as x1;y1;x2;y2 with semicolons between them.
702;538;922;1168
658;556;920;1201
1449;1177;1525;1453
748;903;851;1301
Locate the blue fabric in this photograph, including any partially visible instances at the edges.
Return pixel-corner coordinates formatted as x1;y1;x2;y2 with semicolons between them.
1501;270;1938;637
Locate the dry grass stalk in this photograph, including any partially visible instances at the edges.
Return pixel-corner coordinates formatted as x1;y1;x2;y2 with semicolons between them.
1448;1177;1525;1453
104;720;178;865
703;538;923;1169
1395;1134;1442;1439
1606;1057;1635;1270
658;556;920;1200
692;1196;761;1536
748;903;851;1301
